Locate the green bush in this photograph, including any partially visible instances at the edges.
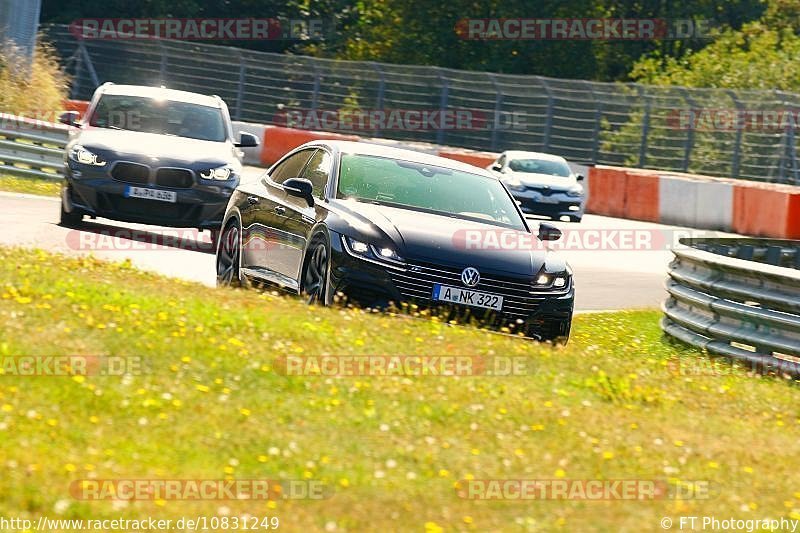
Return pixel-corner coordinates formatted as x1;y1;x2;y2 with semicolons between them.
0;38;69;119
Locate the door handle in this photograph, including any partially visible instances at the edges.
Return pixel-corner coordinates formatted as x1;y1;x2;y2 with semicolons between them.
247;196;259;205
274;206;286;215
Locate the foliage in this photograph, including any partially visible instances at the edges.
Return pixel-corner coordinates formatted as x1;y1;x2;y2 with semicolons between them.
0;40;69;117
40;0;766;82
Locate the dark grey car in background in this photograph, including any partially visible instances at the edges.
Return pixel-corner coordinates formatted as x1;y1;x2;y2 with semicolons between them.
58;83;259;229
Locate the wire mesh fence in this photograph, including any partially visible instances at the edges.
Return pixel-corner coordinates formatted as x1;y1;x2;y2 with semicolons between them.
44;24;800;184
0;0;42;59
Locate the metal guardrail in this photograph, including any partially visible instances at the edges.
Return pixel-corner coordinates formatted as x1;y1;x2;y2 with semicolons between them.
662;238;800;377
0;114;68;180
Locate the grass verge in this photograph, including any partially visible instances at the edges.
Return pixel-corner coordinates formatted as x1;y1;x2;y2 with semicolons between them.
0;247;798;532
0;175;61;197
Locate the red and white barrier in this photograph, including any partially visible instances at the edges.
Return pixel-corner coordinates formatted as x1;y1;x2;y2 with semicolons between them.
590;165;800;238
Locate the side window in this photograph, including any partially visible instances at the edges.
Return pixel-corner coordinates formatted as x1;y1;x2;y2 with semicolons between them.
301;149;332;199
269;149;315;184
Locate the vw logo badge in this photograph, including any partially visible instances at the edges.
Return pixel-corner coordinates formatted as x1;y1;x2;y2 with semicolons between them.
461;267;480;288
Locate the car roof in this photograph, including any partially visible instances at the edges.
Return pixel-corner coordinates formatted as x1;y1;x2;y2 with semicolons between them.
98;84;222;108
305;140;498;178
503;150;568;163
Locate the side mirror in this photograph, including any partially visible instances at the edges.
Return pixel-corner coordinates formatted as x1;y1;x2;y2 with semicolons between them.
59;111;81;127
491;164;502;172
575;174;585;182
235;132;260;148
538;222;562;241
283;177;314;207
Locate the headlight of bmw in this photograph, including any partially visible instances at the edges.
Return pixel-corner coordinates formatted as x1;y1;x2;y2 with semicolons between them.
69;145;106;167
567;186;584;197
200;165;236;181
343;236;404;266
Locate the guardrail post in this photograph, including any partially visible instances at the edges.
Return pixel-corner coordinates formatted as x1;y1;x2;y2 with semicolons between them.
726;89;744;179
487;73;504;152
77;40;100;89
681;89;696;172
539;77;554;151
234;53;246;121
585;81;602;165
311;66;321;112
70;48;83;99
436;70;450;145
638;86;651;168
158;41;167;84
371;62;385;111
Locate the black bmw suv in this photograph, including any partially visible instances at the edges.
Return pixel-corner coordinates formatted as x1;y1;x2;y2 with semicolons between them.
216;141;575;342
58;83;259;229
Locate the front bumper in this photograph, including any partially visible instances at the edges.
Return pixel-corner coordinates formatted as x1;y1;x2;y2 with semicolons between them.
63;164;237;229
511;189;584;219
329;237;574;338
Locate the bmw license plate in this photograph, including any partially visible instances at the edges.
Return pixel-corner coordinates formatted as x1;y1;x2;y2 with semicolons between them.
432;284;503;311
124;186;177;203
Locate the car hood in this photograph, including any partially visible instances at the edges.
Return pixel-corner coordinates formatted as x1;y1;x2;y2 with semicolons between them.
331;200;566;276
503;171;578;190
72;128;238;168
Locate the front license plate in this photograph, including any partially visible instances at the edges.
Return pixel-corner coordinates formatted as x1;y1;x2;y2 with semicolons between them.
432;284;503;311
536;196;559;204
124;186;177;203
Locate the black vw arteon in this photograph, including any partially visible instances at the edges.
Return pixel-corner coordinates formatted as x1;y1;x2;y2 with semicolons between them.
216;141;575;341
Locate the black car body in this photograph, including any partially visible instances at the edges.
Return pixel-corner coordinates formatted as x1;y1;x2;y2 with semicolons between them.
216;141;574;341
58;83;259;229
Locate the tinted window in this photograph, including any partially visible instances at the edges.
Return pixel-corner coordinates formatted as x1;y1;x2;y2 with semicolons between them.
338;154;525;230
301;149;332;198
90;94;226;142
507;158;571;177
270;150;315;184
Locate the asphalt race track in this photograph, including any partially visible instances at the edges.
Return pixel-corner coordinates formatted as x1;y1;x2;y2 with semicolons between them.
0;171;730;312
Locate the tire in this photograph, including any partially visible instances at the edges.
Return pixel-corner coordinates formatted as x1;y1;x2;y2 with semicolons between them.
59;199;83;227
302;236;331;305
216;221;242;287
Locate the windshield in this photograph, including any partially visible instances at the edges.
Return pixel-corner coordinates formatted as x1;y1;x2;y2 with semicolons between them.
508;158;571;177
338;154;526;230
89;94;227;142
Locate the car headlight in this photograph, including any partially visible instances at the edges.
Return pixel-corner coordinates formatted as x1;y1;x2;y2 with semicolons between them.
534;272;569;289
200;165;235;181
69;145;106;167
504;178;525;191
343;236;404;266
567;186;584;197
